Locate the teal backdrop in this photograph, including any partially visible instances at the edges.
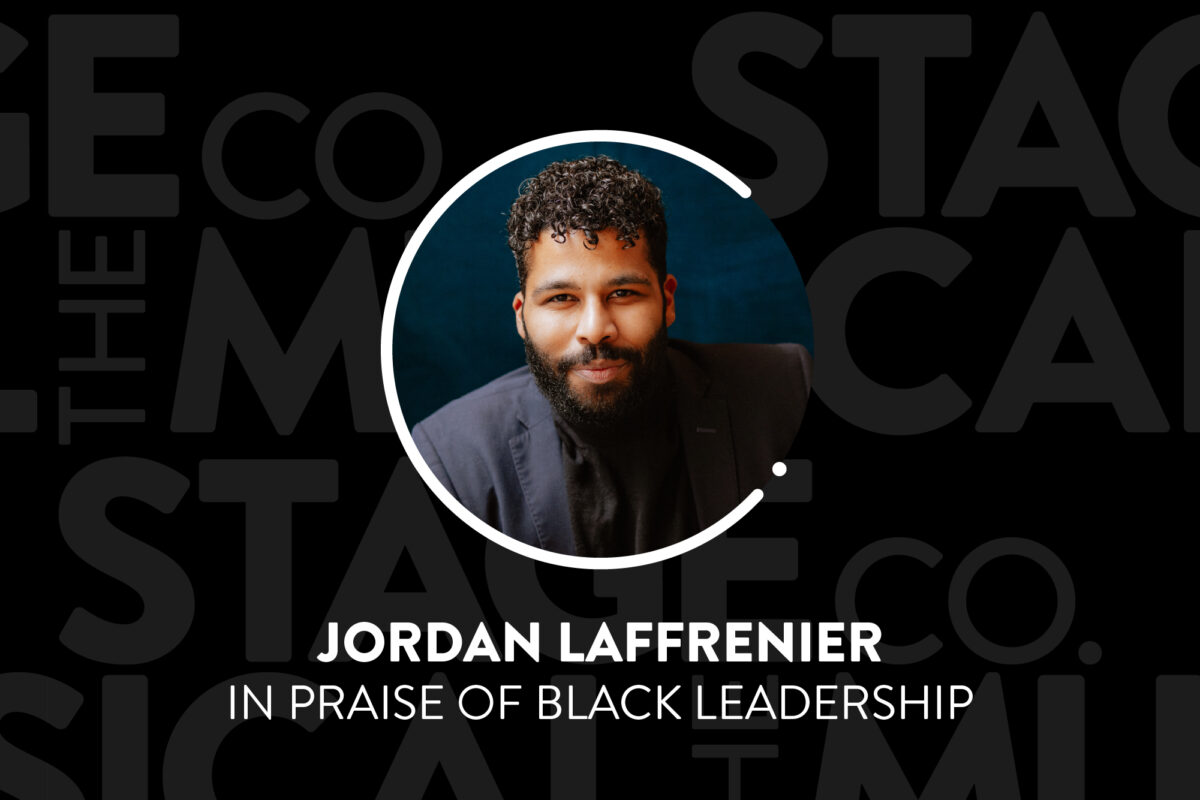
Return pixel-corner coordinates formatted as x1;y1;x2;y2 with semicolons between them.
392;142;814;427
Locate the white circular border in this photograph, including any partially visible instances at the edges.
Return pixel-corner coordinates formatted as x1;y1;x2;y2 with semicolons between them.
381;129;765;571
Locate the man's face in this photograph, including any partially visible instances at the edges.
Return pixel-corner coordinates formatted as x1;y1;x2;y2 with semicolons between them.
513;228;677;427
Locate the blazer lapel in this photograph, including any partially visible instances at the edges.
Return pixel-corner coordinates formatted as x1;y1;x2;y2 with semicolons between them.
671;351;739;529
509;385;574;554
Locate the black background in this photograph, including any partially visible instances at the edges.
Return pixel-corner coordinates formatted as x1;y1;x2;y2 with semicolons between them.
4;6;1195;799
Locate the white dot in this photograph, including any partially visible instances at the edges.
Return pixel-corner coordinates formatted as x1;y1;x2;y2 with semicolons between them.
771;462;787;477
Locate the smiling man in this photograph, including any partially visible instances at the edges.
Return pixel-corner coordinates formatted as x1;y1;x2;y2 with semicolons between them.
412;156;812;557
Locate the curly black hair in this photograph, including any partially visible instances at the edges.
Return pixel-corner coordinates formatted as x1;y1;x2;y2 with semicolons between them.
507;155;667;290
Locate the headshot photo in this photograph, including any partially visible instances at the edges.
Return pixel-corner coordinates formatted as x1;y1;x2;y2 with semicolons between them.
385;136;813;565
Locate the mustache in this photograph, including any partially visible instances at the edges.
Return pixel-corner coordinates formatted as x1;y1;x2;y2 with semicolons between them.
555;343;642;372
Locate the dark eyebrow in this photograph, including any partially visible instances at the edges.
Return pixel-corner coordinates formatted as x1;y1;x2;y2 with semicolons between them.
607;274;652;288
532;279;581;295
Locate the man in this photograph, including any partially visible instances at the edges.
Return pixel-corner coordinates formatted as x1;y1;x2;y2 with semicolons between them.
413;156;811;557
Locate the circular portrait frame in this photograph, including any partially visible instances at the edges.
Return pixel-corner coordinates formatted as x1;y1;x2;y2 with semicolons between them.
381;130;810;570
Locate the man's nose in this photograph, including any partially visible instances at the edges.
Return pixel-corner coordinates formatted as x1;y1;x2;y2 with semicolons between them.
575;298;617;345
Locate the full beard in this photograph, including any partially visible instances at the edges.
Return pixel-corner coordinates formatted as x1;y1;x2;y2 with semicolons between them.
524;324;670;430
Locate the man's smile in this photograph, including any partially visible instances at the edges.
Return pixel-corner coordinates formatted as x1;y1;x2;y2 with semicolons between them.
570;360;630;384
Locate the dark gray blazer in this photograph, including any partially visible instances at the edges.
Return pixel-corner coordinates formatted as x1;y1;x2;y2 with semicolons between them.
412;339;812;555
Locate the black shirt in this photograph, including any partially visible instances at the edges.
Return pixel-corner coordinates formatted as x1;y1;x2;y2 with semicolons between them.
553;389;698;557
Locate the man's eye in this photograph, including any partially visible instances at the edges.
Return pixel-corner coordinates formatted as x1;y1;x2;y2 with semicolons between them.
547;294;574;303
610;289;639;299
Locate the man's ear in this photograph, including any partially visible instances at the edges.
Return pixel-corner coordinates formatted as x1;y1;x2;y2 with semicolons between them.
662;275;678;327
513;292;526;339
